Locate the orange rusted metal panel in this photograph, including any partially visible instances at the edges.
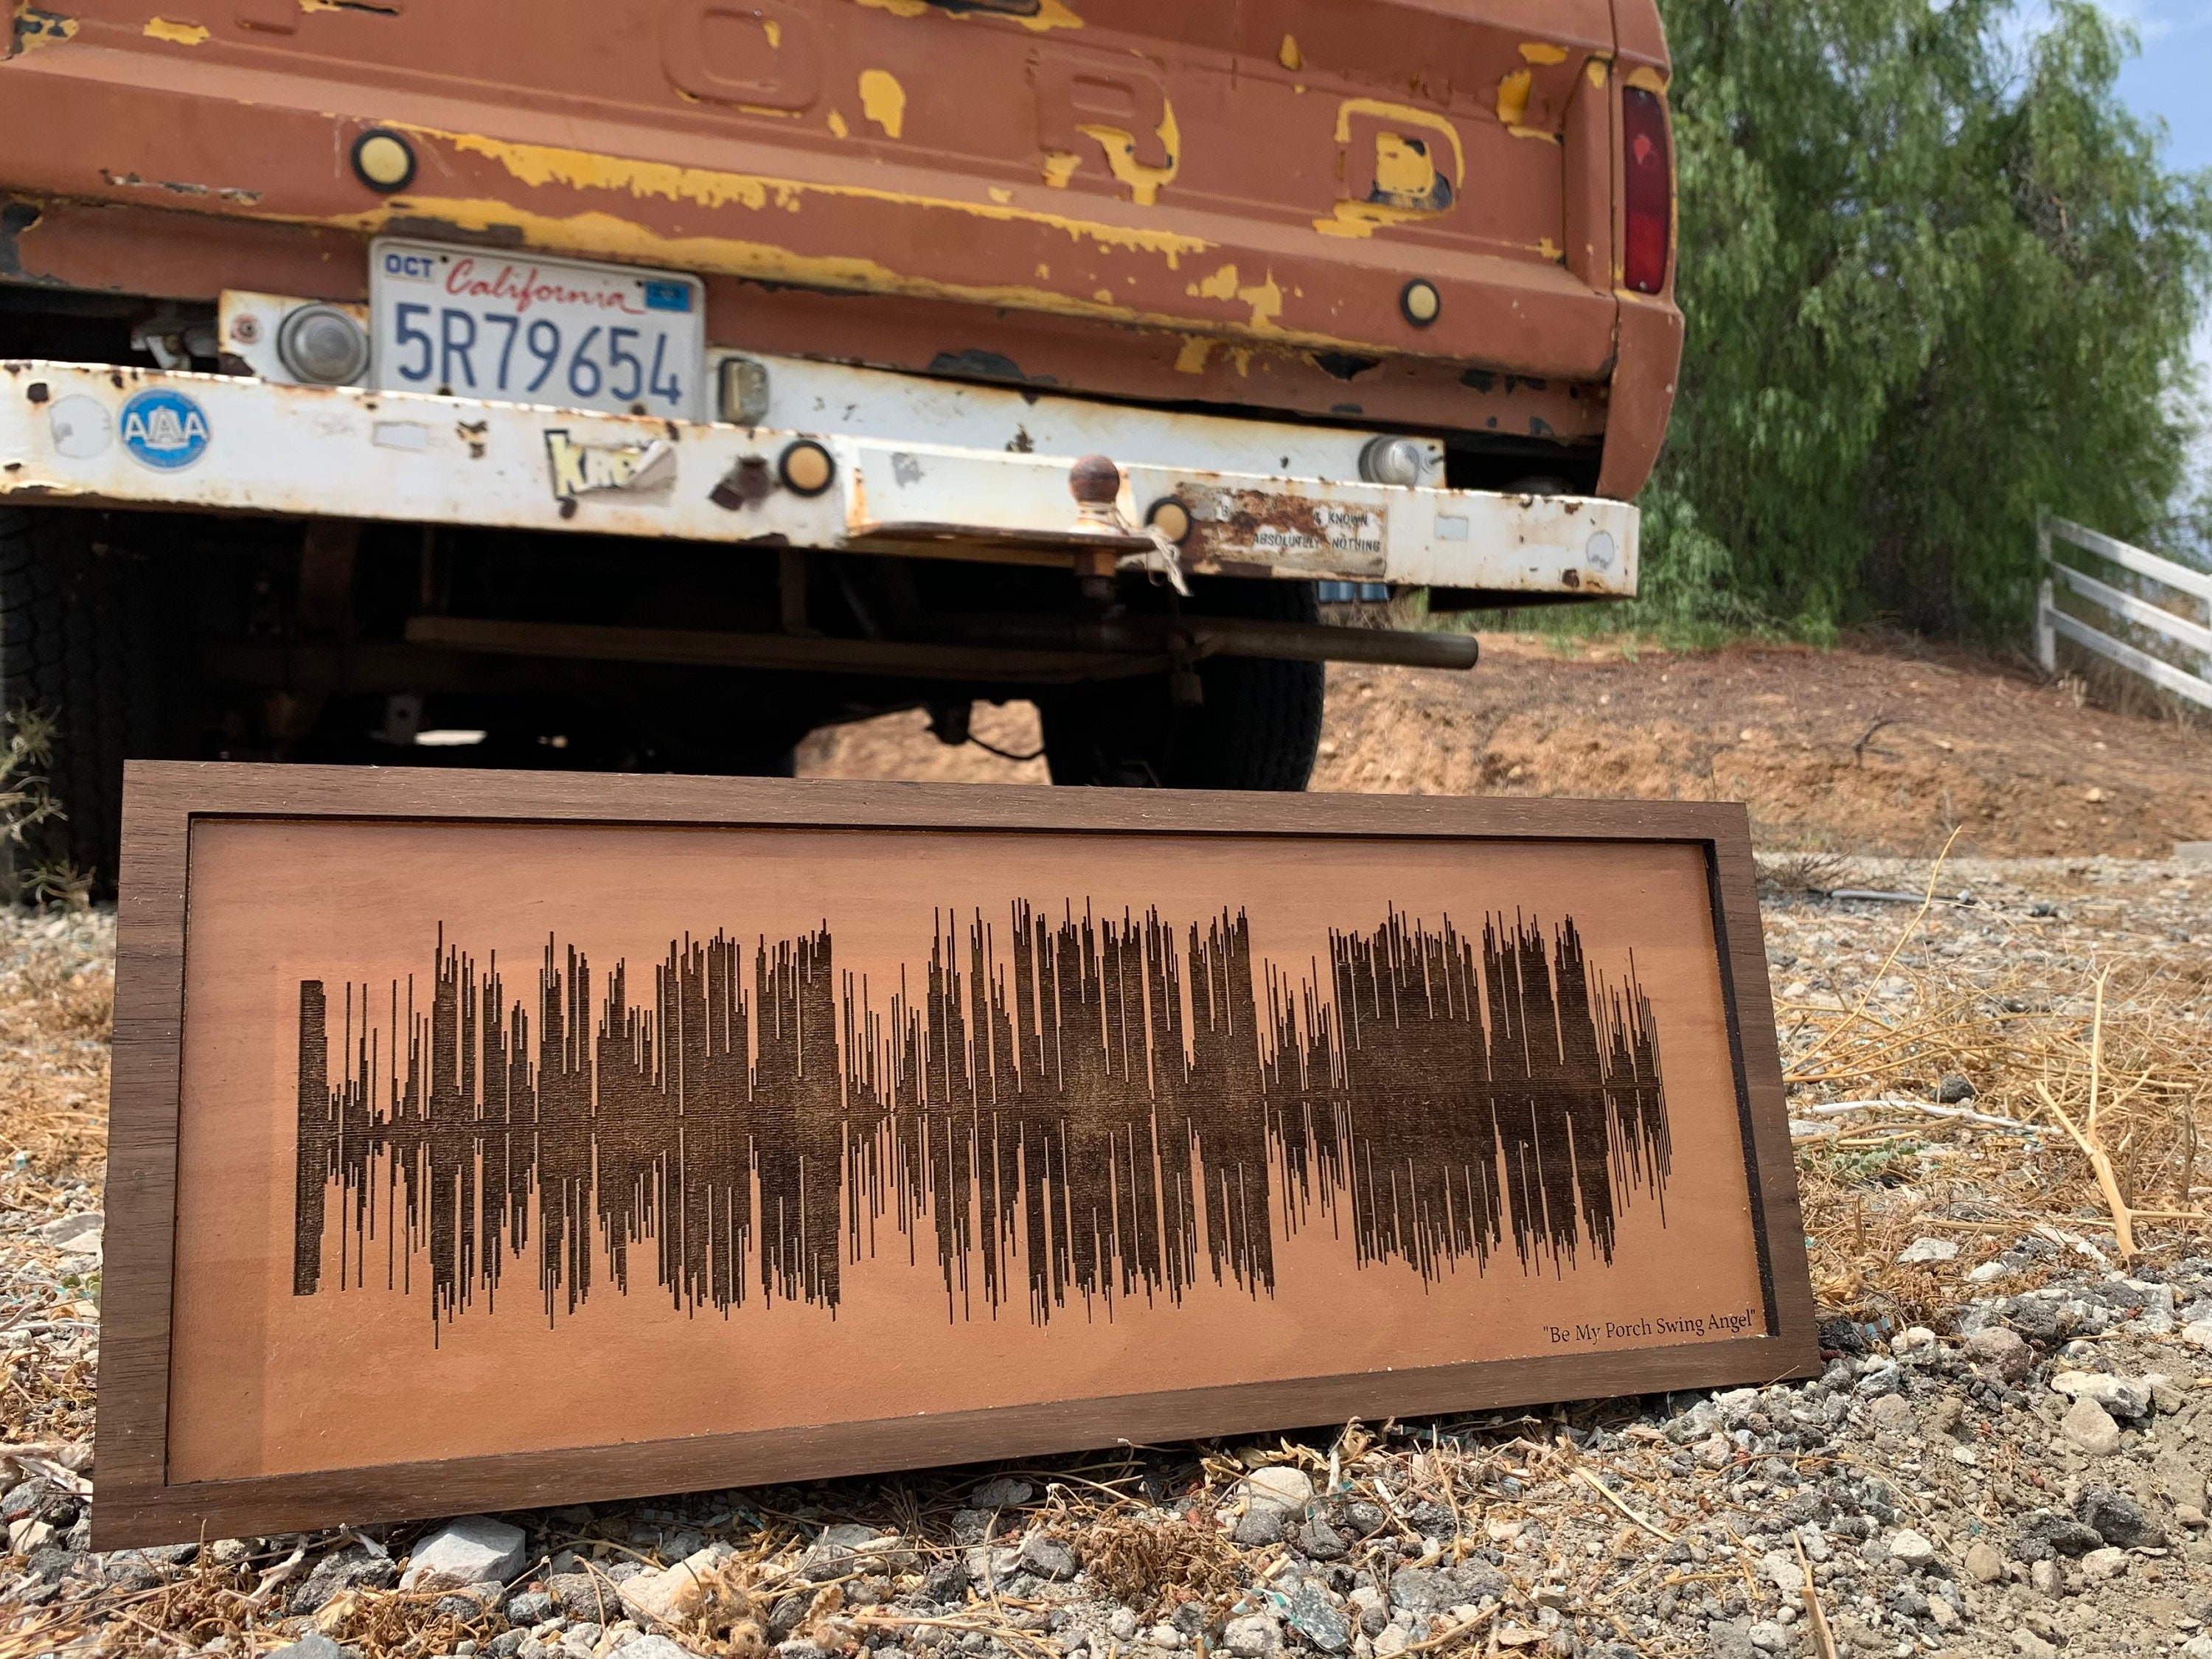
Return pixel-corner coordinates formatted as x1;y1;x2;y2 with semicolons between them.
0;0;1679;495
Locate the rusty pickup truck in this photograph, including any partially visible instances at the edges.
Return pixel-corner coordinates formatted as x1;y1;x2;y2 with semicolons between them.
0;0;1677;887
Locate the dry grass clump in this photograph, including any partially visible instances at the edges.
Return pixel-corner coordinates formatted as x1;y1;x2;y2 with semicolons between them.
7;955;116;1042
88;1557;266;1656
75;1556;501;1659
1075;1514;1242;1618
0;948;112;1175
309;1588;485;1659
1755;850;1861;899
678;1568;769;1659
1777;858;2212;1327
0;1338;97;1445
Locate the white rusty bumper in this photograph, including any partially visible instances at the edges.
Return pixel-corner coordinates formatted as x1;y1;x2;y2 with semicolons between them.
0;362;1636;597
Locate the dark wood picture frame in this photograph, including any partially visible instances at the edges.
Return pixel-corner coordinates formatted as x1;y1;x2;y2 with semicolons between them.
97;761;1818;1548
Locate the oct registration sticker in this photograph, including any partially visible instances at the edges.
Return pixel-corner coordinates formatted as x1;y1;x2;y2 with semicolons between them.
369;240;706;422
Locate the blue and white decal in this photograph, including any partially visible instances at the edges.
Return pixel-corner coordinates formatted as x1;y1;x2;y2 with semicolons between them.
119;388;212;471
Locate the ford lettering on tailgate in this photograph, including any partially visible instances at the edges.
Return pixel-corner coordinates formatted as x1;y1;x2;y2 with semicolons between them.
369;240;706;422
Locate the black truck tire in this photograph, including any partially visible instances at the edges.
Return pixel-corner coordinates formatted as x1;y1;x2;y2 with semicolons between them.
0;508;172;898
1039;578;1326;790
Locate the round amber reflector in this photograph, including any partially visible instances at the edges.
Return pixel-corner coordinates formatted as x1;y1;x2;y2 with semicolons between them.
352;131;417;193
779;439;836;497
1400;279;1441;327
1147;498;1193;544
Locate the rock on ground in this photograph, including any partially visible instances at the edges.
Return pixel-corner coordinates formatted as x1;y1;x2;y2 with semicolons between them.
618;1543;735;1624
2059;1394;2123;1456
400;1515;529;1591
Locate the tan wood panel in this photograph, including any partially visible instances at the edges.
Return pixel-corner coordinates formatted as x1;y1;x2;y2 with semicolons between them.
95;762;1816;1548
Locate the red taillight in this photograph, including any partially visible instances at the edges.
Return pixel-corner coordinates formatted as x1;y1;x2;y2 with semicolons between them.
1622;86;1672;296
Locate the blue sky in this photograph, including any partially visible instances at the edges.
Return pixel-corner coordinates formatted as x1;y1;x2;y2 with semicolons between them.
2096;1;2212;509
2107;1;2212;173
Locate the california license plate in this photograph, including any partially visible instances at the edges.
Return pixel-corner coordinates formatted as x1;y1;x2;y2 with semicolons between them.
369;239;705;421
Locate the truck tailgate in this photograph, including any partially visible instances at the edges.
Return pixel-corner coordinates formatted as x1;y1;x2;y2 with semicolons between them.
1;0;1625;389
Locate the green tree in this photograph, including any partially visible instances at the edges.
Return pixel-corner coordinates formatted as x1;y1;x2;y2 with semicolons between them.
1643;0;2212;640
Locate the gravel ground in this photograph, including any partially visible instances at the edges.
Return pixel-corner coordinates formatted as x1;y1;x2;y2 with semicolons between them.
3;853;2208;1659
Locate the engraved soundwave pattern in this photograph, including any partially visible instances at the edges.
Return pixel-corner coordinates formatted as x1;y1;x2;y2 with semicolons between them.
293;907;1672;1334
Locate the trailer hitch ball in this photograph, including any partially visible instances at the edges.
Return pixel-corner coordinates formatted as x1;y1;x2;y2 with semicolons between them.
1068;453;1121;507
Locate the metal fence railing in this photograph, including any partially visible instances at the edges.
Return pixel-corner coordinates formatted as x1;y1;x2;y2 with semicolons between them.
2037;513;2212;712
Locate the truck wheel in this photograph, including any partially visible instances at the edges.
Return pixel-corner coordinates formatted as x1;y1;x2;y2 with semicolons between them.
1039;579;1325;790
0;508;171;899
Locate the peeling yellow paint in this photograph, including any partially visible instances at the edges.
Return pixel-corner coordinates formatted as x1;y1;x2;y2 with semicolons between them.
333;195;1135;330
425;127;1208;263
1313;201;1419;239
1278;33;1301;71
1625;64;1669;94
1034;262;1050;278
306;193;1398;361
987;186;1013;204
13;9;78;49
1518;42;1568;65
1040;150;1081;189
849;0;1079;27
762;16;781;46
827;109;849;139
1332;98;1464;184
1495;68;1557;139
1189;263;1239;302
1229;347;1253;377
1585;57;1611;89
1311;99;1464;238
1175;336;1212;374
1371;133;1436;201
1074;98;1180;207
1537;237;1562;261
1091;287;1114;303
1234;273;1283;331
1018;0;1083;30
143;16;209;44
858;69;906;139
1496;69;1533;128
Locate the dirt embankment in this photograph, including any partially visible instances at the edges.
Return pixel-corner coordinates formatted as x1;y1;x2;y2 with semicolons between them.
799;634;2212;858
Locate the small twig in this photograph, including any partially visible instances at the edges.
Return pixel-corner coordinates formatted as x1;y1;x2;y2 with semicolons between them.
2035;1078;2137;1259
1572;1469;1674;1544
1395;1604;1496;1657
246;1546;308;1608
1850;717;1899;767
1789;1097;2036;1133
1794;1537;1838;1659
1603;1610;1658;1658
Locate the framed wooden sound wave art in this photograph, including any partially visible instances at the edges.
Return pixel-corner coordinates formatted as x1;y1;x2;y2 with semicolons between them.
97;764;1816;1545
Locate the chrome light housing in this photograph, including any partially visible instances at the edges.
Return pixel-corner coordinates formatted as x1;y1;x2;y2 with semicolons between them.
1360;435;1433;488
276;304;370;386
